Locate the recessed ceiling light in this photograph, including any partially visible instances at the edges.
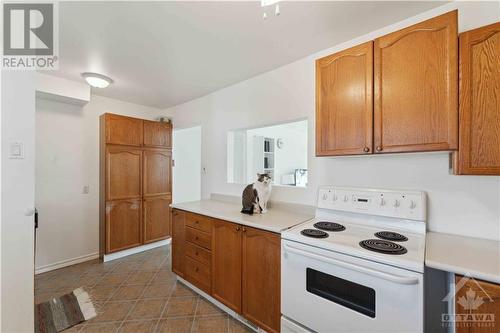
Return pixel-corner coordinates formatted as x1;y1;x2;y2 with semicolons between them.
81;72;113;88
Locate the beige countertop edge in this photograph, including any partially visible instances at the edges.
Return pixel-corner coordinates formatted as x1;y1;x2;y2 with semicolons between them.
171;200;313;234
425;231;500;285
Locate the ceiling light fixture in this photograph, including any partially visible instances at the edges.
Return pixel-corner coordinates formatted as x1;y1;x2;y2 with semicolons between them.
261;0;279;6
261;0;280;19
81;72;113;88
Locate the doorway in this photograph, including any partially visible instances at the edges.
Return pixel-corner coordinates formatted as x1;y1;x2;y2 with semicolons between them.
172;126;202;203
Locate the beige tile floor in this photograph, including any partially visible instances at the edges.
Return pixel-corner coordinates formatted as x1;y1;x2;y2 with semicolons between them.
35;245;253;333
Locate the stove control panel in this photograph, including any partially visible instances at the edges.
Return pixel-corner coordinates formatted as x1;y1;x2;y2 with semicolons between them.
317;186;426;221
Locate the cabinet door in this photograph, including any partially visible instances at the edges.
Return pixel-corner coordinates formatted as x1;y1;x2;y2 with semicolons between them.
454;22;500;175
455;275;500;333
144;120;172;148
105;113;143;146
242;227;280;333
143;149;172;197
105;199;142;253
212;219;242;313
143;195;171;244
171;209;186;277
106;147;142;200
374;11;458;153
316;41;373;156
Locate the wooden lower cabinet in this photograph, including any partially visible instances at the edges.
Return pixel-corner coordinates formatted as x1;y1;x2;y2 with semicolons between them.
455;275;500;333
212;219;243;313
143;196;171;244
171;210;186;277
172;210;281;333
106;199;142;253
242;226;281;333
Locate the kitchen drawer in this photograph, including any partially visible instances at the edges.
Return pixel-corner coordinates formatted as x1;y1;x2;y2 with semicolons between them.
185;212;212;234
185;242;211;266
185;256;211;293
185;227;212;250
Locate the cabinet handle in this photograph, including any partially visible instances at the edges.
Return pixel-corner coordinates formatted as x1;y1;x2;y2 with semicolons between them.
195;251;199;256
195;220;199;224
363;147;370;153
376;146;383;152
236;226;240;231
242;227;247;233
195;267;199;272
195;236;199;240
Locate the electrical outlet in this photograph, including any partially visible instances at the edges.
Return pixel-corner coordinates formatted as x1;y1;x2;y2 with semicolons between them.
82;185;89;194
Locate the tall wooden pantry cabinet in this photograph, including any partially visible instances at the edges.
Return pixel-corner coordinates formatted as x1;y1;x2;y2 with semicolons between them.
99;113;173;256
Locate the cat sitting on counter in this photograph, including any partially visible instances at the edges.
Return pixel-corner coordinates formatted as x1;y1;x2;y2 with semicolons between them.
241;173;272;215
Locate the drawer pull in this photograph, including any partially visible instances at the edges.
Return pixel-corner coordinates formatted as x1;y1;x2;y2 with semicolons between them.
195;251;199;256
195;236;199;240
195;267;199;272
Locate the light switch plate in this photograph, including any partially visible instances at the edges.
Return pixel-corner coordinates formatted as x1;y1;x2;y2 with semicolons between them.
9;142;24;159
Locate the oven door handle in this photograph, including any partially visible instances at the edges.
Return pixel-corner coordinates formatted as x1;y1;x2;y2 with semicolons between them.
283;244;420;285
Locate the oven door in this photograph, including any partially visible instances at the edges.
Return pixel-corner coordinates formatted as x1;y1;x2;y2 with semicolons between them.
281;240;423;333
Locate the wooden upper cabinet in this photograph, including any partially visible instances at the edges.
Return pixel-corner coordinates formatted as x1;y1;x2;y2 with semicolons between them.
212;219;242;313
143;195;171;244
105;113;143;146
316;41;374;156
106;147;142;200
144;120;172;148
171;209;186;277
242;227;281;333
454;22;500;175
455;275;500;333
143;149;172;197
106;199;142;253
374;10;458;153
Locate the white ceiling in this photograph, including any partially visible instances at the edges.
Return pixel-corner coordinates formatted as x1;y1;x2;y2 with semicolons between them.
53;1;445;108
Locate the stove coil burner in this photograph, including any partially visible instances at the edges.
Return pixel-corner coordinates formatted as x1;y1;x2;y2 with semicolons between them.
313;222;346;232
374;231;408;242
359;239;407;255
301;229;329;238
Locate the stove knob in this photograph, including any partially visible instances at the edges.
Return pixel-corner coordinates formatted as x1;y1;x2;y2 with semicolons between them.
409;200;416;209
378;197;386;206
393;199;400;208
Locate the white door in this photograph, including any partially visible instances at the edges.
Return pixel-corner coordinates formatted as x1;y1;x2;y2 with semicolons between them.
172;126;201;203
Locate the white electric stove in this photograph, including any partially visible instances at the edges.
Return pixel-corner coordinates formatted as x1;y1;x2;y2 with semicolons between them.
281;186;427;333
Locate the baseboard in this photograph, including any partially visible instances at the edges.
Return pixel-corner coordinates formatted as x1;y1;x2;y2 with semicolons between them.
177;276;260;332
103;238;171;263
35;252;99;275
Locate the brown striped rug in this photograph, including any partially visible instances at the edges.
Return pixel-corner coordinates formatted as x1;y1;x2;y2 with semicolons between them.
35;288;96;333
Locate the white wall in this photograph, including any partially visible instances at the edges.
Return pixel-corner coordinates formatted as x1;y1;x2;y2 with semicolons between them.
1;71;36;332
172;126;202;204
35;94;170;271
166;2;500;241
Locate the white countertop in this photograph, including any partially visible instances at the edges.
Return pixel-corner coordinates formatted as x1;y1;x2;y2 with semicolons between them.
171;199;313;234
426;232;500;284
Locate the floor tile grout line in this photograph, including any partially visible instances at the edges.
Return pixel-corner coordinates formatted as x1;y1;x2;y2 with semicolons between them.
190;296;201;333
